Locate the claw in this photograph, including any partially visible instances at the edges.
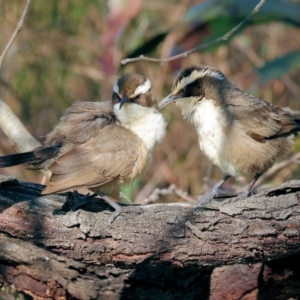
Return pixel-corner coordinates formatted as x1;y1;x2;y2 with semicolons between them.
95;192;143;224
108;204;143;224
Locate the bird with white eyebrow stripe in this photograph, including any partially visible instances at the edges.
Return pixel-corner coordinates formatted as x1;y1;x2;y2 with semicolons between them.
0;73;167;223
159;65;300;205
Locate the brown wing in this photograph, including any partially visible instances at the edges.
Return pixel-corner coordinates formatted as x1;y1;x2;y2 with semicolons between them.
45;101;116;146
42;125;146;194
226;87;299;143
0;102;116;170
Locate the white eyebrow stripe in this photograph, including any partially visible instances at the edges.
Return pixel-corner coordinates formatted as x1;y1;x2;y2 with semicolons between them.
173;69;224;95
113;82;120;95
129;78;151;98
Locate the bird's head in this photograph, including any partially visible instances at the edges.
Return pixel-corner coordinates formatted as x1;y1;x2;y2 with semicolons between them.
159;65;226;112
112;73;157;110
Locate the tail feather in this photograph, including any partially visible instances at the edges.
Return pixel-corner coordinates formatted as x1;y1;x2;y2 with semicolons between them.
0;144;62;168
0;151;37;168
294;119;300;128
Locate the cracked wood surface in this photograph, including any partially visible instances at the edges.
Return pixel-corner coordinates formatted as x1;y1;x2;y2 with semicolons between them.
0;174;300;299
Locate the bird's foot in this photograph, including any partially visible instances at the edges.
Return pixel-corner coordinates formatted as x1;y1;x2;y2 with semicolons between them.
69;191;96;211
196;175;232;207
108;204;143;224
235;190;255;200
96;193;142;224
196;187;219;206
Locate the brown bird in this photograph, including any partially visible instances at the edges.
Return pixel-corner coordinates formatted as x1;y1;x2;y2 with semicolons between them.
159;65;300;205
0;73;166;222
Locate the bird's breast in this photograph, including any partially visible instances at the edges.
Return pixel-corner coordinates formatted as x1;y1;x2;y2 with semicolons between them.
192;99;239;176
114;104;166;152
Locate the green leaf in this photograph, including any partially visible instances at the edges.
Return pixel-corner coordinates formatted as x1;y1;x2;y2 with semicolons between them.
182;0;300;26
257;50;300;83
126;31;169;59
124;0;300;60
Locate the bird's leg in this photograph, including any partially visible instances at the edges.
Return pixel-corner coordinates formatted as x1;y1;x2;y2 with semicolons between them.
196;175;231;206
236;173;262;200
69;191;97;211
95;192;143;224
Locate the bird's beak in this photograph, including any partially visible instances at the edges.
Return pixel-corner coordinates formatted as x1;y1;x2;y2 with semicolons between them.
158;94;182;110
119;96;129;110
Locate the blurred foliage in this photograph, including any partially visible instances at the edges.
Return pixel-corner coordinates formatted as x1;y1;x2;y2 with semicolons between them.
0;0;300;203
126;0;300;58
258;50;300;82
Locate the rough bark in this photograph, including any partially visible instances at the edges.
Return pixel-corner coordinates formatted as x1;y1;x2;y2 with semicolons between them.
0;174;300;299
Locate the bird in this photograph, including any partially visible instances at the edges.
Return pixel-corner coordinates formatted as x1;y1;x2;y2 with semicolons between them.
0;73;166;222
159;65;300;205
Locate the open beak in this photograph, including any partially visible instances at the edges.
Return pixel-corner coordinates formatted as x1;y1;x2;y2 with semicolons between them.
158;94;182;110
119;96;129;109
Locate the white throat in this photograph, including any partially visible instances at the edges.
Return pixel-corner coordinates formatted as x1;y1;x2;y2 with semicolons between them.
176;97;199;122
177;98;239;176
114;103;166;152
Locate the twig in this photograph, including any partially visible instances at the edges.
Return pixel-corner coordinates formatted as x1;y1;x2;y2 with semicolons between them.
282;106;300;117
143;153;300;205
255;153;300;187
119;192;133;204
144;184;196;205
0;0;31;69
0;2;49;182
121;0;265;65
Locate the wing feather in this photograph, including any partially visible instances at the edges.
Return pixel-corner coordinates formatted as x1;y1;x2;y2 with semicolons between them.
226;87;299;142
42;125;145;194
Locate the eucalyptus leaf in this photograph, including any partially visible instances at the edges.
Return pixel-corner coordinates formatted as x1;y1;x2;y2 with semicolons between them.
258;50;300;82
125;0;300;59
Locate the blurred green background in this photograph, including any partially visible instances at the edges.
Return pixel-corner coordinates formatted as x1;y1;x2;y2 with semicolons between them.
1;0;300;205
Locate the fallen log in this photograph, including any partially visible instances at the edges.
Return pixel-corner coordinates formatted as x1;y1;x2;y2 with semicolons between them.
0;175;300;299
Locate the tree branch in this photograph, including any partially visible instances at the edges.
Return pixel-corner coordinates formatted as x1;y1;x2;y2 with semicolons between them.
0;99;50;181
121;0;265;65
0;0;31;69
0;174;300;298
0;99;41;153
